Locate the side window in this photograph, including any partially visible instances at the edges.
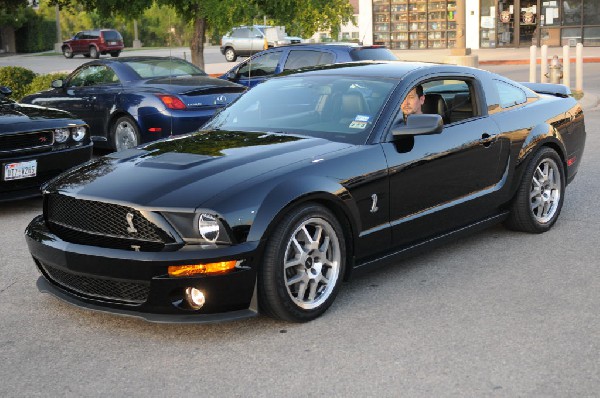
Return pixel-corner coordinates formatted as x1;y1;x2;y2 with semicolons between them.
68;66;118;87
237;51;282;78
283;50;335;70
232;28;249;38
494;80;527;108
398;79;478;125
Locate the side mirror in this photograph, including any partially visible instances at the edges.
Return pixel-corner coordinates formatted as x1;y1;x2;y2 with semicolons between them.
226;70;238;81
0;86;12;96
51;79;64;89
392;114;443;137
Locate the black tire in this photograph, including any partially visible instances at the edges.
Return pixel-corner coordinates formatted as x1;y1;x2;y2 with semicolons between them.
504;147;565;233
83;54;91;58
224;47;237;62
258;203;346;322
110;51;121;57
110;116;140;151
62;47;74;59
89;46;99;59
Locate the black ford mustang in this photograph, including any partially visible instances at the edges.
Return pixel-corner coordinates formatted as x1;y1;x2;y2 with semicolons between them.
25;62;586;323
1;86;92;201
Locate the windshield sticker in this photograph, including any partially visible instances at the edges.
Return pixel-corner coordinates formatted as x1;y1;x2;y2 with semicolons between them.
349;121;368;129
355;115;370;122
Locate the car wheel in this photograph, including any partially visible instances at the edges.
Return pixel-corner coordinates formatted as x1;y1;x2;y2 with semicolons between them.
111;116;140;151
110;51;121;57
62;47;74;59
89;46;99;59
224;47;237;62
258;203;346;322
83;54;91;58
504;147;565;233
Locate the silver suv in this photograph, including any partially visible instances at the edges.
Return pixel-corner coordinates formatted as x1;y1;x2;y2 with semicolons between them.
220;25;290;62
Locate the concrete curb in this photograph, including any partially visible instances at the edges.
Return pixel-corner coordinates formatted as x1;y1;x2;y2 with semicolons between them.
480;57;600;65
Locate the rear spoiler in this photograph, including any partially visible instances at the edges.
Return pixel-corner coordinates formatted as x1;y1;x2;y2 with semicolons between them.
519;82;571;98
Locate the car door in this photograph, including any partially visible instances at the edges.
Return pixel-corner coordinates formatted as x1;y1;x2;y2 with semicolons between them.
382;76;507;247
34;64;120;140
234;50;283;88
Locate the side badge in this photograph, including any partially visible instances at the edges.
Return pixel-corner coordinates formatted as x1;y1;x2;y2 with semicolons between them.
370;194;379;213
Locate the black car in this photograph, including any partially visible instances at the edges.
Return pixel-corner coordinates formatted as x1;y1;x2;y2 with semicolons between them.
20;57;246;151
0;86;92;201
25;62;586;323
220;43;398;88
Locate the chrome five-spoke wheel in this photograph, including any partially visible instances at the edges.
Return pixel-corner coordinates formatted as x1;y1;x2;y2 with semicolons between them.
530;157;561;224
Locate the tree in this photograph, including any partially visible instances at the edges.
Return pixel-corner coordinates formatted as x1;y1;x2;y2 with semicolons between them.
48;0;355;69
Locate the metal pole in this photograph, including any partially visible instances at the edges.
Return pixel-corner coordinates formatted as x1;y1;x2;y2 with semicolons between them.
529;45;537;83
562;45;570;88
540;44;548;83
575;43;583;92
54;5;62;52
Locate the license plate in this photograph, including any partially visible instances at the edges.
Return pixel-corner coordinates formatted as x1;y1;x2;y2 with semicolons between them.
109;41;117;45
3;160;37;181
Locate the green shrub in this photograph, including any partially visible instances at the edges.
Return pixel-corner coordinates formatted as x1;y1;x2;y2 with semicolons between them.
25;73;68;97
15;16;56;53
0;66;37;100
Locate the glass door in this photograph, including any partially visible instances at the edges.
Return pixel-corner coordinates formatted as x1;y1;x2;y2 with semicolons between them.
519;0;538;46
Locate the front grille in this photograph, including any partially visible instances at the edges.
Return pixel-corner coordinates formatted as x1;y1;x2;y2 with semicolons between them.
46;194;175;251
39;261;150;304
0;130;54;153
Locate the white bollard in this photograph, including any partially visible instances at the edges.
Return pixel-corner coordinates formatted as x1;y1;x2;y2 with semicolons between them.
529;45;537;83
575;43;583;92
563;45;570;88
540;45;548;83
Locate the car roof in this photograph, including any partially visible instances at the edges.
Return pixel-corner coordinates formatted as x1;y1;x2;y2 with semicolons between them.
277;60;477;80
263;43;389;51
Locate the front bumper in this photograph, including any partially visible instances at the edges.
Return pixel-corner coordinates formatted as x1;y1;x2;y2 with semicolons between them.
26;215;260;323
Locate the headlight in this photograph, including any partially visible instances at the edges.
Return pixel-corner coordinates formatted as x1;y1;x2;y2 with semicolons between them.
54;128;70;143
198;214;220;243
161;211;233;245
71;126;86;141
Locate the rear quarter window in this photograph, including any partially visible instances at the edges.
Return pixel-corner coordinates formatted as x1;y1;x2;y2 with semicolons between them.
283;50;335;70
102;31;122;41
494;80;527;108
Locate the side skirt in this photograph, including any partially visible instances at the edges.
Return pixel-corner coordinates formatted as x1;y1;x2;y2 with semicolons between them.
350;211;510;278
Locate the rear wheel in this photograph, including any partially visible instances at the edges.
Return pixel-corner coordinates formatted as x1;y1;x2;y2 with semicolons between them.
89;46;99;59
504;147;565;233
110;116;140;151
62;47;74;59
258;204;346;322
224;47;237;62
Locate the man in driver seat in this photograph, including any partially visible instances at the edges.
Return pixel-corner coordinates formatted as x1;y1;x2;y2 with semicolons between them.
401;85;425;121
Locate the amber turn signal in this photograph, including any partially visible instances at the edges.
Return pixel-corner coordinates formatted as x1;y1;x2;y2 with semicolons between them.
168;261;237;277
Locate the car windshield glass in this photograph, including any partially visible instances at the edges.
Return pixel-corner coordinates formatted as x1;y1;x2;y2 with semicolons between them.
204;75;397;144
124;59;207;78
349;48;398;61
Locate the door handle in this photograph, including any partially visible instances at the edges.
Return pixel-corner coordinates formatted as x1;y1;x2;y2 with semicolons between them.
481;133;493;148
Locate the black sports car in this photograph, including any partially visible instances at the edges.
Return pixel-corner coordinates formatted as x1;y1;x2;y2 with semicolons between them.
20;57;246;151
1;86;92;201
25;62;586;323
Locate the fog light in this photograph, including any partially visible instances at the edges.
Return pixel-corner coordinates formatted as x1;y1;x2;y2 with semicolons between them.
185;287;205;309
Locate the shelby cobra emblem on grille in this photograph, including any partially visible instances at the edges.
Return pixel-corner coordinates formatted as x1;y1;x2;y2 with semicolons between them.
126;213;138;234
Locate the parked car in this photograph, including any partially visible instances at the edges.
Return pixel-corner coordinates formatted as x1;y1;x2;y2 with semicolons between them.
26;62;586;323
219;43;398;88
0;86;91;201
220;25;292;62
20;56;246;151
62;29;124;59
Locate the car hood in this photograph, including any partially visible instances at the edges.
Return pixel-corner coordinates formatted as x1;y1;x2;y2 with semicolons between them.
0;102;80;134
47;130;353;209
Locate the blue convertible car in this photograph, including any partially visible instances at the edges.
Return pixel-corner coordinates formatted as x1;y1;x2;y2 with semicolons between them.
21;57;246;151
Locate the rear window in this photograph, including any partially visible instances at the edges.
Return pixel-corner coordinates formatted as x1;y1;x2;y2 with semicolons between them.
102;30;123;41
349;48;398;61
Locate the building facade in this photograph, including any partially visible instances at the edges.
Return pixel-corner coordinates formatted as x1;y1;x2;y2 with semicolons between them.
359;0;600;49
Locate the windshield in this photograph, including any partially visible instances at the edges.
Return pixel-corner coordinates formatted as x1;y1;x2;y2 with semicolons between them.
204;75;398;144
124;58;207;78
